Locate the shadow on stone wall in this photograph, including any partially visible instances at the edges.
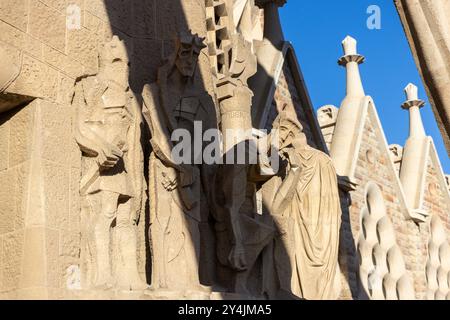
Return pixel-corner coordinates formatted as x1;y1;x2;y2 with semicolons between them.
101;0;295;299
339;191;368;299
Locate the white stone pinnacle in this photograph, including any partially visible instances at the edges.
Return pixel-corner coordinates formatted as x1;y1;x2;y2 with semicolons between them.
402;83;426;138
404;83;419;101
342;35;358;56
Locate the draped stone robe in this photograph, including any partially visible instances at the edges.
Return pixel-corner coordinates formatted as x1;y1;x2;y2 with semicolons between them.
263;146;341;300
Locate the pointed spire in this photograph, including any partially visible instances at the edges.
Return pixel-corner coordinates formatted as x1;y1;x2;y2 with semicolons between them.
342;35;358;55
399;83;429;222
338;36;366;98
402;83;426;138
329;36;367;180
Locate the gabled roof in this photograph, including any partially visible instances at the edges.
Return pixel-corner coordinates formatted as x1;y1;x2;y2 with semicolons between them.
255;41;328;153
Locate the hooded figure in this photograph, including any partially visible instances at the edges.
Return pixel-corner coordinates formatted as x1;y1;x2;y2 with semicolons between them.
262;110;342;300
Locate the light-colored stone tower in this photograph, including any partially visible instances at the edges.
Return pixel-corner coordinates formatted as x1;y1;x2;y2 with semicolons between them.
330;36;366;184
321;36;450;300
400;83;428;220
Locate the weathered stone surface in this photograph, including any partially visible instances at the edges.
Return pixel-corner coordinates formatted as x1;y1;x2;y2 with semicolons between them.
0;0;28;32
66;27;100;75
8;54;59;101
8;104;34;167
0;170;15;235
0;123;9;171
29;1;66;52
0;0;448;301
2;230;24;291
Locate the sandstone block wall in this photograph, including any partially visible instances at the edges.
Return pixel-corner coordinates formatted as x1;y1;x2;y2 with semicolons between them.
0;0;215;298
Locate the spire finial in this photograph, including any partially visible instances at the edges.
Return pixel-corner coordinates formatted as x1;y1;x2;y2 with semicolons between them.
405;83;419;101
401;83;426;138
402;83;425;110
338;35;365;66
342;36;358;55
337;35;365;97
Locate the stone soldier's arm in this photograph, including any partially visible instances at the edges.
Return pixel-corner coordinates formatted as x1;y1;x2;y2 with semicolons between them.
73;80;123;168
142;83;194;188
73;81;98;156
142;83;179;168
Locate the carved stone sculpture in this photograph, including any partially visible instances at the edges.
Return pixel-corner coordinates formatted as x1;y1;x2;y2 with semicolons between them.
73;36;147;291
141;32;216;296
261;110;342;300
205;1;276;295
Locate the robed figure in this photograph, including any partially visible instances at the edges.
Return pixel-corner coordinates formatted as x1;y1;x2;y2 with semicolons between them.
141;32;217;295
261;111;342;300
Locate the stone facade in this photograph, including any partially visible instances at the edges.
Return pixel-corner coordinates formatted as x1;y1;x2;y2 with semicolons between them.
318;36;450;300
394;0;450;156
0;0;448;300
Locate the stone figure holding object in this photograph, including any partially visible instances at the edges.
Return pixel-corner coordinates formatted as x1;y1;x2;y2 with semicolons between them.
141;31;216;296
73;36;147;291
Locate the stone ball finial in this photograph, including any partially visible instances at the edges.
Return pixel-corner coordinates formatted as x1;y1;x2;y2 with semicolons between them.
342;36;358;56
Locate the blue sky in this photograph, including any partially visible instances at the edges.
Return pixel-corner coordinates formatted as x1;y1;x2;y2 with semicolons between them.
279;0;450;173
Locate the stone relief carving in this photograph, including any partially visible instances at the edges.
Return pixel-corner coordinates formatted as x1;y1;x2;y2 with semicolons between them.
259;110;342;300
206;0;275;296
317;105;339;129
141;31;217;296
73;36;147;291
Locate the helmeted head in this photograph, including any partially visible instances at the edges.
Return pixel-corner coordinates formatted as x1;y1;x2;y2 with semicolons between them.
175;31;206;78
98;36;129;86
100;35;129;67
